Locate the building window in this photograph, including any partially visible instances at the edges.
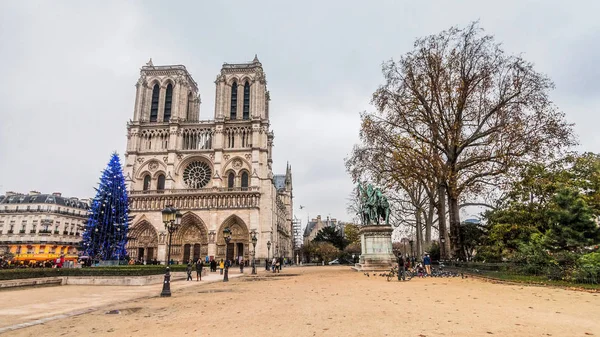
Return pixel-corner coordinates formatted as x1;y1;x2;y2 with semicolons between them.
186;92;193;120
230;82;238;119
241;171;249;190
21;220;27;231
228;172;235;189
243;82;250;120
164;83;173;122
143;175;151;191
157;174;165;191
150;84;160;122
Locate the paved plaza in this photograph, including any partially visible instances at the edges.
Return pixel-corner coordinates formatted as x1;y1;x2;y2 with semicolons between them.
2;266;599;336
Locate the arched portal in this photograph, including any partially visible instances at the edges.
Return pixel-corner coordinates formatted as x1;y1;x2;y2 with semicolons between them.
126;221;158;262
171;212;208;263
217;215;249;265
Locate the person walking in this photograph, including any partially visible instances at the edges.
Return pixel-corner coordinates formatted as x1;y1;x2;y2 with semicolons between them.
239;259;244;273
196;259;204;281
397;254;406;281
186;262;193;281
423;254;431;275
219;259;224;275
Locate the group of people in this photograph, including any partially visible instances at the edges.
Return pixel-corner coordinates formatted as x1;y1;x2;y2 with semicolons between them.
184;257;253;281
269;257;284;273
396;253;432;280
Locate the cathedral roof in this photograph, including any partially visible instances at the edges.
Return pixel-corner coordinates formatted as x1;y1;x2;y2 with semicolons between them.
273;175;287;191
1;193;90;209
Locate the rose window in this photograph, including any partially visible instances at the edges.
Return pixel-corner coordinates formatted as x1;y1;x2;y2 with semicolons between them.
183;161;212;188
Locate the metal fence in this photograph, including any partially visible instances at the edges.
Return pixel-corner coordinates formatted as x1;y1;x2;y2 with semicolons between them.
444;261;600;285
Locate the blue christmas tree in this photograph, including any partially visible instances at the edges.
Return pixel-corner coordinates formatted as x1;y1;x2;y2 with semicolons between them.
82;153;129;261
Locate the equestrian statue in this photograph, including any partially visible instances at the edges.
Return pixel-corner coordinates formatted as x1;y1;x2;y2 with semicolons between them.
357;182;391;226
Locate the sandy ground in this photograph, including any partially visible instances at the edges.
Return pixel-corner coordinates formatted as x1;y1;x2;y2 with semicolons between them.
3;266;600;337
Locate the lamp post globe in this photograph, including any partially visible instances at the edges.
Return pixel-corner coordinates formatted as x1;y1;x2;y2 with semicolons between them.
160;205;180;297
223;227;231;282
251;231;258;275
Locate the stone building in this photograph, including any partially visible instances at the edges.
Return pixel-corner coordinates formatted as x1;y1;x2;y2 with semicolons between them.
303;215;338;245
0;191;90;263
124;56;293;264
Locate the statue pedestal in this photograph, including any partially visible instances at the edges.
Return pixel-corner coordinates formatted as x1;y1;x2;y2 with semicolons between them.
352;225;395;272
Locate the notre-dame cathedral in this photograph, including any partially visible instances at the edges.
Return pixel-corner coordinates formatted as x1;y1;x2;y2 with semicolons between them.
123;56;293;264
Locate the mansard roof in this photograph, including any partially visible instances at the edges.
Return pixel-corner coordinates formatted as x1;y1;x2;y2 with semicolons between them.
1;193;90;209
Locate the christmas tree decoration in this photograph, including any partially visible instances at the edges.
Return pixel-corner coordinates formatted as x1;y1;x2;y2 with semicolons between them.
82;152;129;260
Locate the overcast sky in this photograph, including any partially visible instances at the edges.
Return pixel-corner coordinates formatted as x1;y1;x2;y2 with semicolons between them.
1;1;599;230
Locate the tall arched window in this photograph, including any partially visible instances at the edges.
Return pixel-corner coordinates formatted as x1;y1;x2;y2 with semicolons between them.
230;82;238;119
143;175;151;191
243;81;250;120
157;174;165;191
186;92;192;120
150;84;160;122
164;84;173;122
227;172;235;189
241;172;249;190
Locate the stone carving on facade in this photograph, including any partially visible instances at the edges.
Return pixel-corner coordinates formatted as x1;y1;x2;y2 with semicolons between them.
177;153;184;160
159;232;166;244
148;161;159;172
232;158;243;170
209;230;216;244
163;156;168;163
209;153;215;161
255;69;266;84
137;157;145;164
223;154;230;160
244;154;252;160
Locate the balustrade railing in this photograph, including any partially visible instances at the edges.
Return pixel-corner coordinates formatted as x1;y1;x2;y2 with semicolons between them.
130;186;259;195
129;188;260;211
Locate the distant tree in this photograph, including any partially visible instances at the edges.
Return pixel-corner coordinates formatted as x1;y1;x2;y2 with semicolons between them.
344;223;361;245
544;188;600;252
313;226;348;250
343;242;361;256
315;242;339;263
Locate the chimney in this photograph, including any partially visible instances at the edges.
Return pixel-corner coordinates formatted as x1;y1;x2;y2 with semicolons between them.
52;192;62;197
29;191;41;195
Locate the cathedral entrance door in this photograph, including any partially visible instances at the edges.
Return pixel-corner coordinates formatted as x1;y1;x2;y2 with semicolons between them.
193;244;201;262
236;243;244;264
138;248;145;261
183;244;191;263
226;243;234;261
147;247;155;261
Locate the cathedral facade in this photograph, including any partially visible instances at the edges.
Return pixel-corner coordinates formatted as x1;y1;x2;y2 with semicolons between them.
123;57;293;264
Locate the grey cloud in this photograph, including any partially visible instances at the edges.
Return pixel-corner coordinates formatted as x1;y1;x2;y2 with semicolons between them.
1;0;599;228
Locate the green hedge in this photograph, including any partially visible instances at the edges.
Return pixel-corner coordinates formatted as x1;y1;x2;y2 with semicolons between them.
0;265;188;281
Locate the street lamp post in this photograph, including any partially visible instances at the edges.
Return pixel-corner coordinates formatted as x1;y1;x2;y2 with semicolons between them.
251;231;257;275
160;205;182;297
223;227;231;282
266;241;271;270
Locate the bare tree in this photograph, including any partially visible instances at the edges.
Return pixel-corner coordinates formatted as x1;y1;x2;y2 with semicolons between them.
351;22;576;258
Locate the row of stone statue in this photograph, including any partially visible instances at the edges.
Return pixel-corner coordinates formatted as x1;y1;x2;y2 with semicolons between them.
357;182;390;226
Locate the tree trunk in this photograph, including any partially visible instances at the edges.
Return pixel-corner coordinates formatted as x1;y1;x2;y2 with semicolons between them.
415;209;423;258
426;199;434;244
437;183;451;259
447;191;462;260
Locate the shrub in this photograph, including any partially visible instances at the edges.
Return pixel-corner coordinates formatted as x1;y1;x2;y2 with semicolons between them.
0;265;187;281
